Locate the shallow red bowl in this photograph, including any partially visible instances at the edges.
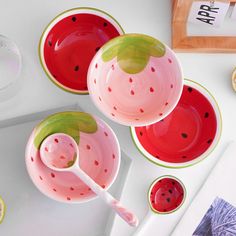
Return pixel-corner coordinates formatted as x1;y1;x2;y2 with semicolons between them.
131;80;222;168
39;7;124;94
148;175;186;214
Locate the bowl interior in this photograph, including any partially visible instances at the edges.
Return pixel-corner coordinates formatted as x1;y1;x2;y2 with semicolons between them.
40;8;123;93
132;80;221;168
148;176;185;214
88;34;183;126
26;116;120;203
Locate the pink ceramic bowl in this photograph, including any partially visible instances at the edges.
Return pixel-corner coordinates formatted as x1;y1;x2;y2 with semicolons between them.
25;111;120;203
88;34;183;126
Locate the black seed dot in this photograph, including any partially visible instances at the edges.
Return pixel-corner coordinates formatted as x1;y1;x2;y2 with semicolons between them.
204;112;209;118
139;131;143;136
152;200;154;203
163;209;167;212
95;47;100;52
159;180;162;183
74;65;79;71
188;87;193;92
207;139;213;144
166;198;171;203
169;189;173;194
72;16;77;22
151;192;153;195
182;156;187;159
161;193;165;196
103;22;108;27
181;133;188;138
52;74;57;78
172;181;175;185
160;119;164;122
48;41;52;46
156;155;161;159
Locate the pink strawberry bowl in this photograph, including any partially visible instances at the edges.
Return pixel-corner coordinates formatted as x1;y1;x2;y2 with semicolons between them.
25;111;120;203
87;33;183;126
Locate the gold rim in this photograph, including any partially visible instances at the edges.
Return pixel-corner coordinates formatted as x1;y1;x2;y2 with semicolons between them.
231;67;236;92
0;196;6;224
38;7;125;95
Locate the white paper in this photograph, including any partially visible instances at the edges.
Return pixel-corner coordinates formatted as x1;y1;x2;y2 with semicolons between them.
171;142;236;236
188;1;230;27
231;4;236;20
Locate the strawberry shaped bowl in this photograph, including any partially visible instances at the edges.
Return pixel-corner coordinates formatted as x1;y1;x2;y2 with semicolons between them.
39;8;124;94
131;80;222;168
25;111;120;203
87;34;183;126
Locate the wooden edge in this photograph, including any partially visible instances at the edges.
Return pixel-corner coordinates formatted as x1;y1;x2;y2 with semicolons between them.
174;36;236;53
172;0;236;53
172;0;192;49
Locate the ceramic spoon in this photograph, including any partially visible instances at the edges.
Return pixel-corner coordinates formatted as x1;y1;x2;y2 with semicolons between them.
40;133;139;227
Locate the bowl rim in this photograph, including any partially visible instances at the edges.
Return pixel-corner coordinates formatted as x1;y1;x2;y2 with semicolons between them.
148;175;186;214
25;112;121;204
38;7;125;95
87;33;184;126
231;67;236;91
0;35;22;93
130;79;222;169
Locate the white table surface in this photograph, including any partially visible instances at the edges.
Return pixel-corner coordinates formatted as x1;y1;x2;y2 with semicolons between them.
0;0;236;235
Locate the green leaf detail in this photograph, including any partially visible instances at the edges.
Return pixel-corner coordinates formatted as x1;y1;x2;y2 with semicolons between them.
67;152;77;168
34;111;97;149
67;160;75;168
101;34;166;74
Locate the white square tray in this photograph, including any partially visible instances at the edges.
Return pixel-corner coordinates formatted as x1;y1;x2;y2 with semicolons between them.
0;104;132;236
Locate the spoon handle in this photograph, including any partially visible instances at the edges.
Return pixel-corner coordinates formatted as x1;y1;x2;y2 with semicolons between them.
71;167;139;227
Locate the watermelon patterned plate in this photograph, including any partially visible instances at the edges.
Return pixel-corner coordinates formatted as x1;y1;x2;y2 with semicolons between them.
39;8;124;94
25;111;120;203
131;79;222;168
87;33;183;126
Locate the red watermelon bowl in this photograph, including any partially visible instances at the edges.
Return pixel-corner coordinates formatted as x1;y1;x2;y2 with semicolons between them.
39;7;124;94
148;175;186;214
130;79;222;168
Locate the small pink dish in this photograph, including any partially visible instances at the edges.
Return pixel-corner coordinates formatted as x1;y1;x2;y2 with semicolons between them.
88;33;183;126
25;111;120;203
